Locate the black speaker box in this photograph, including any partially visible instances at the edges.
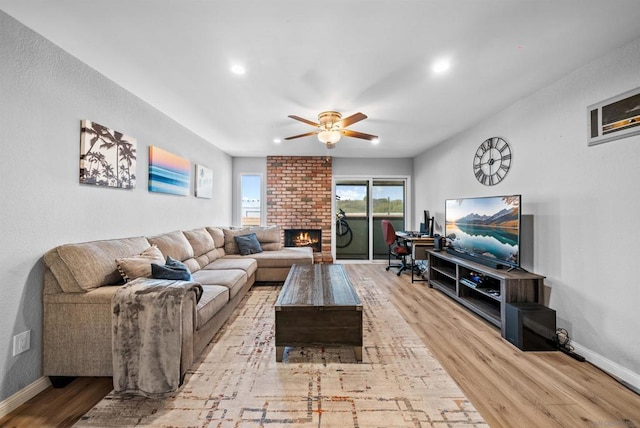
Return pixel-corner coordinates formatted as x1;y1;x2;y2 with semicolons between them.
505;302;556;351
433;235;443;251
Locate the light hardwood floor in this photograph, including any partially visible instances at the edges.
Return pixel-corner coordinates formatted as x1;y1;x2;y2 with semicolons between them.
2;263;639;427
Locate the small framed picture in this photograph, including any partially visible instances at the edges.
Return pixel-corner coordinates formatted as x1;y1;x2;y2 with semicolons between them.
195;164;213;198
587;87;640;146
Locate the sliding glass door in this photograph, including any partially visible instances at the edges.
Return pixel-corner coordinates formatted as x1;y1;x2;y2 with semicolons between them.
335;181;369;260
334;178;408;261
372;180;406;260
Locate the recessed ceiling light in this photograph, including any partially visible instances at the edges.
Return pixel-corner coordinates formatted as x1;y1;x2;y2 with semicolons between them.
231;64;246;75
371;138;380;145
432;59;451;74
273;138;282;144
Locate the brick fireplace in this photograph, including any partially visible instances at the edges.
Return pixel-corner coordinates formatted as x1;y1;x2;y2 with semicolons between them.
267;156;333;263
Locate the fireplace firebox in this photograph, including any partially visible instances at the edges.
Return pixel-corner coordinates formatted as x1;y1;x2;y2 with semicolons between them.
284;229;322;253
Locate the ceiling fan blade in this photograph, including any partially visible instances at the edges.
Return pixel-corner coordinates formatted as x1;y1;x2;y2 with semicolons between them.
288;115;319;127
284;131;319;140
341;129;378;141
339;112;367;128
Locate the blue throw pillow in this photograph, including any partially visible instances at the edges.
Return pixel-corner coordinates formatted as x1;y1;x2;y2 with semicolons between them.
151;256;192;281
234;233;263;256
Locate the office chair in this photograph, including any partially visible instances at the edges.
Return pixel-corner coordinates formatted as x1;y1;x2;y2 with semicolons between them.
381;220;410;276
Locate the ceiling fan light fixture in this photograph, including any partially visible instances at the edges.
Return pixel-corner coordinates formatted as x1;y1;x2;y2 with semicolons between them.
230;64;246;75
285;111;377;146
318;129;341;145
432;58;451;74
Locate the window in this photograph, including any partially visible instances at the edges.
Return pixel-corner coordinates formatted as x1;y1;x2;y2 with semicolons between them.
240;174;262;227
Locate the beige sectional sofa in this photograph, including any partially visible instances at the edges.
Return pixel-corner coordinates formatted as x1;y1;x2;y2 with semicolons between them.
42;225;312;383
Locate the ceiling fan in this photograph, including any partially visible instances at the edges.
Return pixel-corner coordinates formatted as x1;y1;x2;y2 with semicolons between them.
284;111;378;149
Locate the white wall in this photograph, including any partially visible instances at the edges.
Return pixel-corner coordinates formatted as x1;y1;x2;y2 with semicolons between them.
333;157;413;177
0;12;232;401
414;37;640;390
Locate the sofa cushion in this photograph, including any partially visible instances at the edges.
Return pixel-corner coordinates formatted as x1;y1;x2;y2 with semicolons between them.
203;258;258;278
45;236;151;292
206;227;225;250
224;247;313;269
222;228;248;255
252;225;281;249
148;231;202;274
260;243;282;251
196;285;229;330
184;228;222;268
191;269;247;299
223;226;282;254
234;233;263;255
151;256;193;281
147;230;195;265
116;245;165;282
183;228;215;256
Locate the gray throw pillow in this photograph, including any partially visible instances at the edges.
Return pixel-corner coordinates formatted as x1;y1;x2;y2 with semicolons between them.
151;256;192;281
234;233;263;256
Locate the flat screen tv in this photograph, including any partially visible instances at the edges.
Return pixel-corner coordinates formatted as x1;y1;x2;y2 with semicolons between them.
445;195;521;269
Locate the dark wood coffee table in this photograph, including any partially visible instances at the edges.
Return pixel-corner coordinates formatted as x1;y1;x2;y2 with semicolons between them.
274;264;363;362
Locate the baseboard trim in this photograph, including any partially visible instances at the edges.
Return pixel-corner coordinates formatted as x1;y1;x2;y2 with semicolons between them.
0;376;51;418
572;341;640;394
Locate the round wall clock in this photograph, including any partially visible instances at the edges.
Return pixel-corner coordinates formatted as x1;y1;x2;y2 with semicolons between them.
473;137;512;186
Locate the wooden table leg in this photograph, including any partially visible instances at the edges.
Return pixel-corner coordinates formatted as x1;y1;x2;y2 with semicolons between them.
354;346;362;362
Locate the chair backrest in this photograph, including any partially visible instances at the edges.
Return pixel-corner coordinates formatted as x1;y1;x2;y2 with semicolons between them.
381;220;397;245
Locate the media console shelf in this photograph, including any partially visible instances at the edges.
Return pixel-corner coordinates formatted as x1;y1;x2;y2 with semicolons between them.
427;250;545;338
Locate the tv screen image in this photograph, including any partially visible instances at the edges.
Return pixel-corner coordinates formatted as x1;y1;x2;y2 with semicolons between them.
445;195;521;268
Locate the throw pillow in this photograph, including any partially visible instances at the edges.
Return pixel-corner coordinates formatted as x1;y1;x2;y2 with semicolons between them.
223;227;250;254
116;245;165;282
151;256;193;281
234;233;263;256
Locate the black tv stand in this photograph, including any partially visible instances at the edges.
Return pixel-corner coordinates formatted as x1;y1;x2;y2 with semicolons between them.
428;250;545;338
507;265;529;273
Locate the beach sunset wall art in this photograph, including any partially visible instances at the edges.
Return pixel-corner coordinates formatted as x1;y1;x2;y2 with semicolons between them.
148;146;190;195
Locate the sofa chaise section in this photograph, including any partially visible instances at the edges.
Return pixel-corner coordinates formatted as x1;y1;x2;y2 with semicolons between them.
220;226;313;282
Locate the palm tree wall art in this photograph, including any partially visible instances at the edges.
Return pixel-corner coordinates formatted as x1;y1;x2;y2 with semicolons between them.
80;120;137;189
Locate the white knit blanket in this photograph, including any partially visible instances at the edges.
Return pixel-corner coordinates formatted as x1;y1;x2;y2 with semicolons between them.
111;278;202;397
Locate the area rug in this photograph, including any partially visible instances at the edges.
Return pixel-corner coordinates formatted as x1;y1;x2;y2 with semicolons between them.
76;274;487;427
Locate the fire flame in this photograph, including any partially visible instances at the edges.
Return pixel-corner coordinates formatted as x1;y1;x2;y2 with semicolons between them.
295;232;318;247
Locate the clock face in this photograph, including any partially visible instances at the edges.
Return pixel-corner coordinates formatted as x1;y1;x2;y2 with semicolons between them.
473;137;511;186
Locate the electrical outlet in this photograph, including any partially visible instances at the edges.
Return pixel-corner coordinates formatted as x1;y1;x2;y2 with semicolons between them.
13;330;30;356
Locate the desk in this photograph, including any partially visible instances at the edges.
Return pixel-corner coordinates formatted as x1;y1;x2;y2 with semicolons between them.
395;232;434;282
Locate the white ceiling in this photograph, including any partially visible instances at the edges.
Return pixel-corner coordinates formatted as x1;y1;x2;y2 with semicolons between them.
3;1;640;158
